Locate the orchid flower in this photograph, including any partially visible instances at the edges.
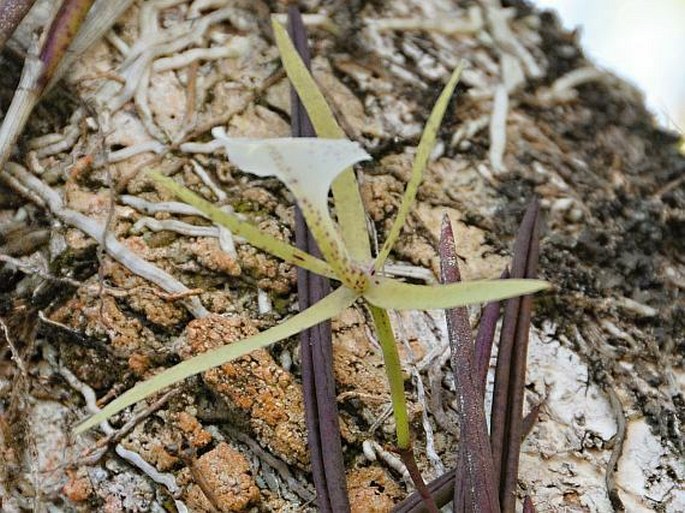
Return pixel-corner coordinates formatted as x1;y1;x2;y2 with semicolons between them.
75;19;549;442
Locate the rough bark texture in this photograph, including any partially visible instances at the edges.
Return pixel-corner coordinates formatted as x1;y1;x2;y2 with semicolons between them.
0;1;682;512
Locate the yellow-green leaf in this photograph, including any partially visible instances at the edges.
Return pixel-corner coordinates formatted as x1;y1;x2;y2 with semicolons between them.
75;286;360;434
150;171;336;279
363;276;549;310
272;18;372;263
375;63;464;271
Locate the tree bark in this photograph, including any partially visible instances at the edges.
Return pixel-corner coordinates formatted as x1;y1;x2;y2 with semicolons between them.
0;1;682;512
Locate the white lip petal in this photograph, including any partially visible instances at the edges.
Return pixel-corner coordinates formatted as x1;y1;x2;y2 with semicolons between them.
210;128;372;289
210;127;370;194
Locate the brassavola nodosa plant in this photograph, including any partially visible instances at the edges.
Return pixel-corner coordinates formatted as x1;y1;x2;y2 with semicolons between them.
75;19;550;451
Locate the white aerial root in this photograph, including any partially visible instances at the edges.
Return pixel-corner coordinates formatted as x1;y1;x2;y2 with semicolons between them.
613;296;658;318
368;5;482;35
99;4;250;141
501;52;525;92
218;225;238;257
450;115;490;147
134;65;168;142
488;84;509;173
190;159;227;201
33;124;82;159
412;367;445;474
152;37;249;72
125;159;240;255
130;216;242;255
536;66;608;104
119;195;203;216
480;1;541;176
43;345;188;512
108;141;166;163
101;6;242;114
383;263;437;284
105;30;131;57
189;0;230;18
396;324;445;475
5;163;208;318
362;440;412;486
257;288;272;314
28;133;66;150
179;140;223;154
131;217;218;238
123;166;240;255
270;13;338;33
482;2;543;79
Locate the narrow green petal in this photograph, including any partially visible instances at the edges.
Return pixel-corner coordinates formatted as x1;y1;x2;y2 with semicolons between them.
272;18;372;262
75;286;360;434
375;63;464;271
150;171;336;279
363;276;549;310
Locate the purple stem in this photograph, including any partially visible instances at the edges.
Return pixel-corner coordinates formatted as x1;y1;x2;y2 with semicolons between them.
393;470;455;513
397;447;440;513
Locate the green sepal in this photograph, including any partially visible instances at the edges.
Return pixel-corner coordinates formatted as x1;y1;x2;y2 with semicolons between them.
364;277;550;310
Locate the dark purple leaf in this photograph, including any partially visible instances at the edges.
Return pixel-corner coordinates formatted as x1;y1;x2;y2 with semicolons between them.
490;199;542;512
397;202;544;513
38;0;96;91
474;268;508;396
288;7;349;513
439;215;500;513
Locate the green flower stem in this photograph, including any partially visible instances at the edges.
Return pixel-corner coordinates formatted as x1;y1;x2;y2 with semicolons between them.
368;305;410;449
